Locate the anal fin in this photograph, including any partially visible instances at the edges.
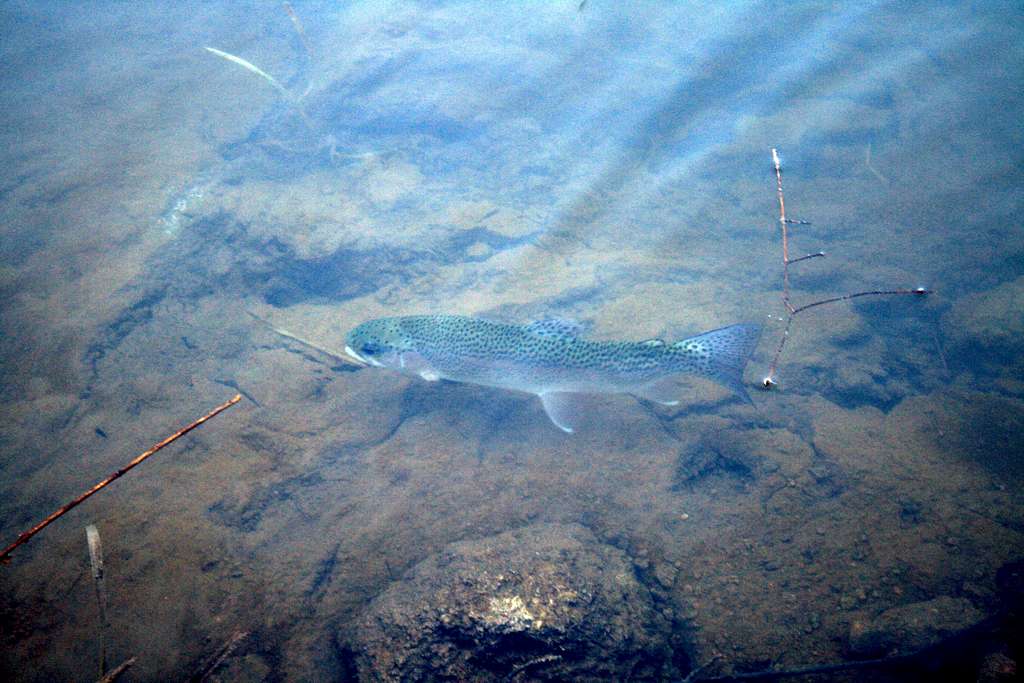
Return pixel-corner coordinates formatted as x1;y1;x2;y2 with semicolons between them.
539;392;582;433
633;377;680;406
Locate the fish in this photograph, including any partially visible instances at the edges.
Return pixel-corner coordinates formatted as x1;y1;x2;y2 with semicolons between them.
345;315;761;433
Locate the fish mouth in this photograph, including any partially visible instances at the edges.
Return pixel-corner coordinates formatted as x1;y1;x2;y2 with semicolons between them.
345;345;382;367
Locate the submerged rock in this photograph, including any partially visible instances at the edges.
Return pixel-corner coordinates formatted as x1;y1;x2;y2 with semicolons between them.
848;595;986;657
348;523;677;681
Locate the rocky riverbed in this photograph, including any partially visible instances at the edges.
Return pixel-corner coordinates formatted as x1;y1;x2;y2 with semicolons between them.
1;3;1023;681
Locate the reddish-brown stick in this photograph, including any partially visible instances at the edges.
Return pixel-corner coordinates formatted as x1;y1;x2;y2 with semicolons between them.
0;394;243;564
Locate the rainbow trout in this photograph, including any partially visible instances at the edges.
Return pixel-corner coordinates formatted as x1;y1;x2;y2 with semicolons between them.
345;315;761;433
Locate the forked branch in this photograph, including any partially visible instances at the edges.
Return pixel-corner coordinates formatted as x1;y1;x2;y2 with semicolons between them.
761;148;929;388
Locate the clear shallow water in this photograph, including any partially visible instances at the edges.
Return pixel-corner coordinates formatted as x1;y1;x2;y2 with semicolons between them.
1;1;1022;680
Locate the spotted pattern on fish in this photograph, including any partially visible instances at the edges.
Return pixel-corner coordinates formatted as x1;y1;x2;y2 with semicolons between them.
345;314;761;431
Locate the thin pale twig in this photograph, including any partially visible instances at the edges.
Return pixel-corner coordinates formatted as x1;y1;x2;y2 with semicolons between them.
246;311;366;367
865;143;889;184
204;47;290;98
204;47;316;132
86;525;110;676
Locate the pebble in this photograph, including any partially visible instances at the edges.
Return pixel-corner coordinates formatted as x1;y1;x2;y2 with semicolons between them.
808;612;821;631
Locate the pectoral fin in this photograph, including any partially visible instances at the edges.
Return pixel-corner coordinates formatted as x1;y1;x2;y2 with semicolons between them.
398;351;441;381
539;392;582;433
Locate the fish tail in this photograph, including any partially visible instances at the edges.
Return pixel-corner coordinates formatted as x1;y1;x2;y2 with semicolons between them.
672;323;762;403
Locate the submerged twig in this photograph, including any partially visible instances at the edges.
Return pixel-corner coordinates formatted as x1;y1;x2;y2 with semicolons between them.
204;47;316;132
865;143;889;185
681;655;722;683
96;657;135;683
204;47;289;97
0;394;242;564
761;148;930;389
190;630;250;683
283;2;313;64
246;311;366;367
932;324;951;379
86;525;110;677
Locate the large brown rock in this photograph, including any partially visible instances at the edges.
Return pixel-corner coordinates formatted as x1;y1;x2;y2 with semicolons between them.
348;523;678;681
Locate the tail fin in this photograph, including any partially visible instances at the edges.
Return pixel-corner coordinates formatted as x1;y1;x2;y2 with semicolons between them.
673;323;762;403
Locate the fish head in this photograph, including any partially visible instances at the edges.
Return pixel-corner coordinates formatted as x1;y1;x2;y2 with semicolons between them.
344;317;415;368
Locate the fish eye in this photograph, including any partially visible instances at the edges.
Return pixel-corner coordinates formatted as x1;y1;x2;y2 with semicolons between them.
361;342;382;356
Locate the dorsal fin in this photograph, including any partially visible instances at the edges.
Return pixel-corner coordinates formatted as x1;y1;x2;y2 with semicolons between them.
525;318;584;340
639;338;666;347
